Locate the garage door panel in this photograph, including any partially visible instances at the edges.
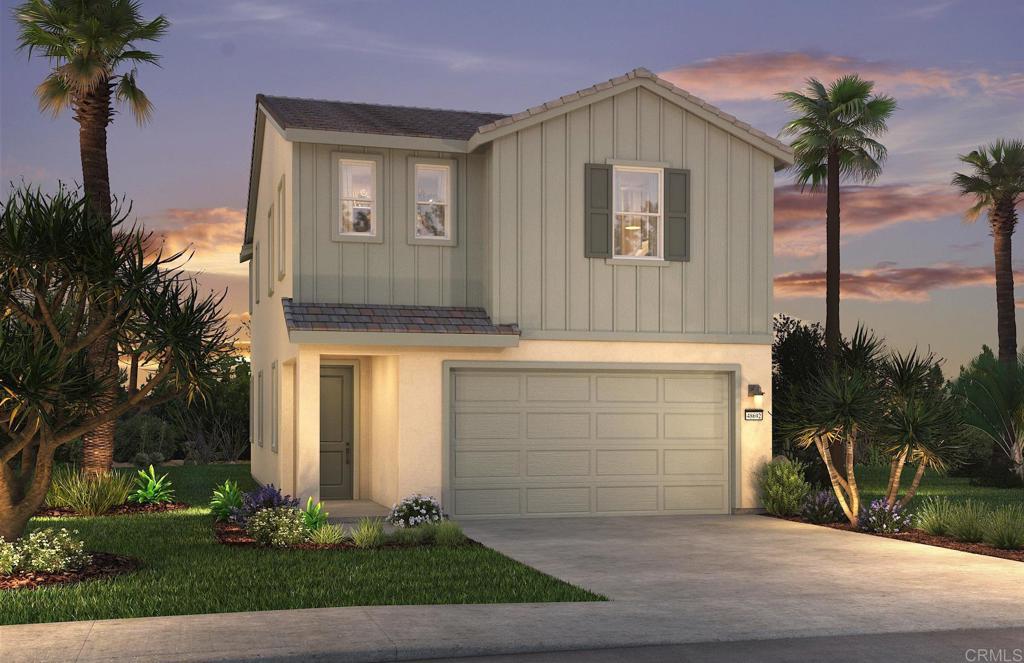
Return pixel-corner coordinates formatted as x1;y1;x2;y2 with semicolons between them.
527;487;591;514
526;375;591;402
597;412;658;439
526;412;591;439
455;412;521;439
451;369;731;518
597;485;659;512
664;484;727;511
664;449;726;476
596;449;658;476
596;376;658;402
664;412;726;439
526;450;590;477
456;374;521;402
455;451;520;478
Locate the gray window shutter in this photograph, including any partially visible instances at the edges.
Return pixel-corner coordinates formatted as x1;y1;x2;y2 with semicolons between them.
664;168;690;262
584;163;612;258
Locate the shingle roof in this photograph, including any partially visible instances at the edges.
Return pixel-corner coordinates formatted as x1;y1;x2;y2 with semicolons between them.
257;95;507;141
282;299;520;335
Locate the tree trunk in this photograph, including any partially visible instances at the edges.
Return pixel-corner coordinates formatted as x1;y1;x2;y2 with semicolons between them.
0;443;56;541
76;81;118;476
898;463;928;507
991;200;1018;365
824;146;847;478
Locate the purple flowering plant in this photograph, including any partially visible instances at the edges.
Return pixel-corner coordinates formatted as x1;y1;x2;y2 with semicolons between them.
859;499;913;533
230;484;299;524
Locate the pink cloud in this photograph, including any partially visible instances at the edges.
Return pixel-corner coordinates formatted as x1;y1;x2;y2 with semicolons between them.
143;207;246;276
659;51;1024;102
774;183;967;257
775;263;1015;301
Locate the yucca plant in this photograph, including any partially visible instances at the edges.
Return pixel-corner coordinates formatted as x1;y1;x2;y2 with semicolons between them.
128;465;174;505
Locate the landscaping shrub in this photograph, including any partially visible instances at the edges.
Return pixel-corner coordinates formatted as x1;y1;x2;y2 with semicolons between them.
389;526;433;546
46;466;133;516
859;499;914;533
387;494;445;528
245;507;308;548
232;484;298;525
801;490;844;524
914;497;955;536
431;521;468;547
114;413;180;463
351;518;385;549
947;500;990;543
0;529;89;575
129;465;175;505
756;457;810;517
301;497;328;531
309;523;346;545
209;479;243;522
984;505;1024;550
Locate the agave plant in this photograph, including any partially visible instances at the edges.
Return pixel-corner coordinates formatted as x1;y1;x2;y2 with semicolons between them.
128;465;175;505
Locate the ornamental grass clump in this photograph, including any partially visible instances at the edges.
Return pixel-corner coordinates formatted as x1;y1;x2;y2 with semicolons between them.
946;500;989;543
351;518;385;549
859;499;913;533
431;520;468;547
801;490;844;524
388;494;445;528
914;497;955;536
309;523;346;545
0;528;90;575
46;466;133;516
756;457;810;517
983;505;1024;550
245;507;308;548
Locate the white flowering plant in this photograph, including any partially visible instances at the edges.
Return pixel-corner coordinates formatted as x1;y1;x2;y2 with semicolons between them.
387;494;445;528
245;507;308;547
0;528;90;575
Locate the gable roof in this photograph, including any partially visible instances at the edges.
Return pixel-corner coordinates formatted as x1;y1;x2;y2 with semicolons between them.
258;94;507;141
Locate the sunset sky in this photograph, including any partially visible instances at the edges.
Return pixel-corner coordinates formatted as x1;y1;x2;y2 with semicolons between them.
2;0;1022;373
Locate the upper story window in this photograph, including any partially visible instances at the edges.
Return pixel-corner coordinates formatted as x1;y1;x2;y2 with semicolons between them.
339;159;377;237
613;166;662;259
415;164;450;240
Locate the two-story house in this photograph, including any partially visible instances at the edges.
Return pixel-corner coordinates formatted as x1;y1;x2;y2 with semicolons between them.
242;68;792;518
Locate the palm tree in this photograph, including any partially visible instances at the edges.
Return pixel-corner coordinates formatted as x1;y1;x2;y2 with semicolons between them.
777;76;897;354
952;140;1024;365
13;0;168;474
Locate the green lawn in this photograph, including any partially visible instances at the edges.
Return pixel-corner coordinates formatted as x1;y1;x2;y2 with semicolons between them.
855;465;1024;508
0;464;603;625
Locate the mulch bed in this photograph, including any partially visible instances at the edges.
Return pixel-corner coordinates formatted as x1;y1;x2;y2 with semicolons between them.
0;552;140;591
213;521;476;551
771;514;1024;562
36;502;190;518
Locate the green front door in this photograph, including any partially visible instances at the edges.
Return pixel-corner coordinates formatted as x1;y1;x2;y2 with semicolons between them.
320;366;354;500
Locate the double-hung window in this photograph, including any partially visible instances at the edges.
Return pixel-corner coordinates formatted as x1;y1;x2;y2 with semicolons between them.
409;158;457;245
338;158;378;237
612;166;663;259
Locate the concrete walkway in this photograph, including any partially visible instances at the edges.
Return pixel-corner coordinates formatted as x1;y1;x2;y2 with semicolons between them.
4;515;1024;662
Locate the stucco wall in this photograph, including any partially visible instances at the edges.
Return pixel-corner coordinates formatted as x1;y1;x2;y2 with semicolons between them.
294;339;771;511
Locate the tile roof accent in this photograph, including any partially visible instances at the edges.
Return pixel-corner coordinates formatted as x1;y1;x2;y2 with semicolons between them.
474;67;794;158
282;299;520;335
257;95;507;141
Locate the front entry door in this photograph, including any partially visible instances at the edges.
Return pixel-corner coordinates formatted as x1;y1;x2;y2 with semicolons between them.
320;366;354;499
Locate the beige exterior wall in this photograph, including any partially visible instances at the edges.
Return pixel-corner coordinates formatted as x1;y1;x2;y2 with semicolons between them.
258;339;770;511
249;118;297;487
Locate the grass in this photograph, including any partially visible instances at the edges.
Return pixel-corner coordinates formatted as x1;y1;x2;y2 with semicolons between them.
855;465;1024;509
0;464;603;625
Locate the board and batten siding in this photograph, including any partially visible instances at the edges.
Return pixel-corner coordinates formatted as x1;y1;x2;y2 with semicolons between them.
486;87;774;338
292;143;489;307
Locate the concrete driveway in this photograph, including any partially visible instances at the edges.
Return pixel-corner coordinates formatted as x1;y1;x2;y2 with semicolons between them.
463;515;1024;634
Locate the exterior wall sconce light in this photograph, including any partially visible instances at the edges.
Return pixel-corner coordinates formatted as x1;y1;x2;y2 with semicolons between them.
748;384;765;408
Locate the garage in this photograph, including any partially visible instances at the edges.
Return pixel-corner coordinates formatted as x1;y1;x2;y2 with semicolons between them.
448;367;733;518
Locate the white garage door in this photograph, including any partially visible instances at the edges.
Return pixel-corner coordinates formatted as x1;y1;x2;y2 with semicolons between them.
449;368;732;518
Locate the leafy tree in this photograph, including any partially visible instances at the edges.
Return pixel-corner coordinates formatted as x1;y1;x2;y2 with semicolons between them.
13;0;169;475
952;140;1024;365
777;76;896;354
0;185;231;540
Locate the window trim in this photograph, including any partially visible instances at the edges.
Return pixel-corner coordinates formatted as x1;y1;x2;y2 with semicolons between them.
331;152;385;244
611;165;664;261
270;361;278;453
267;205;275;297
254;242;261;305
276;175;287;281
408;156;458;247
256;368;264;447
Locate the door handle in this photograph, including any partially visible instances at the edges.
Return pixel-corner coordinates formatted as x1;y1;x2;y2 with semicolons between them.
345;441;352;465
